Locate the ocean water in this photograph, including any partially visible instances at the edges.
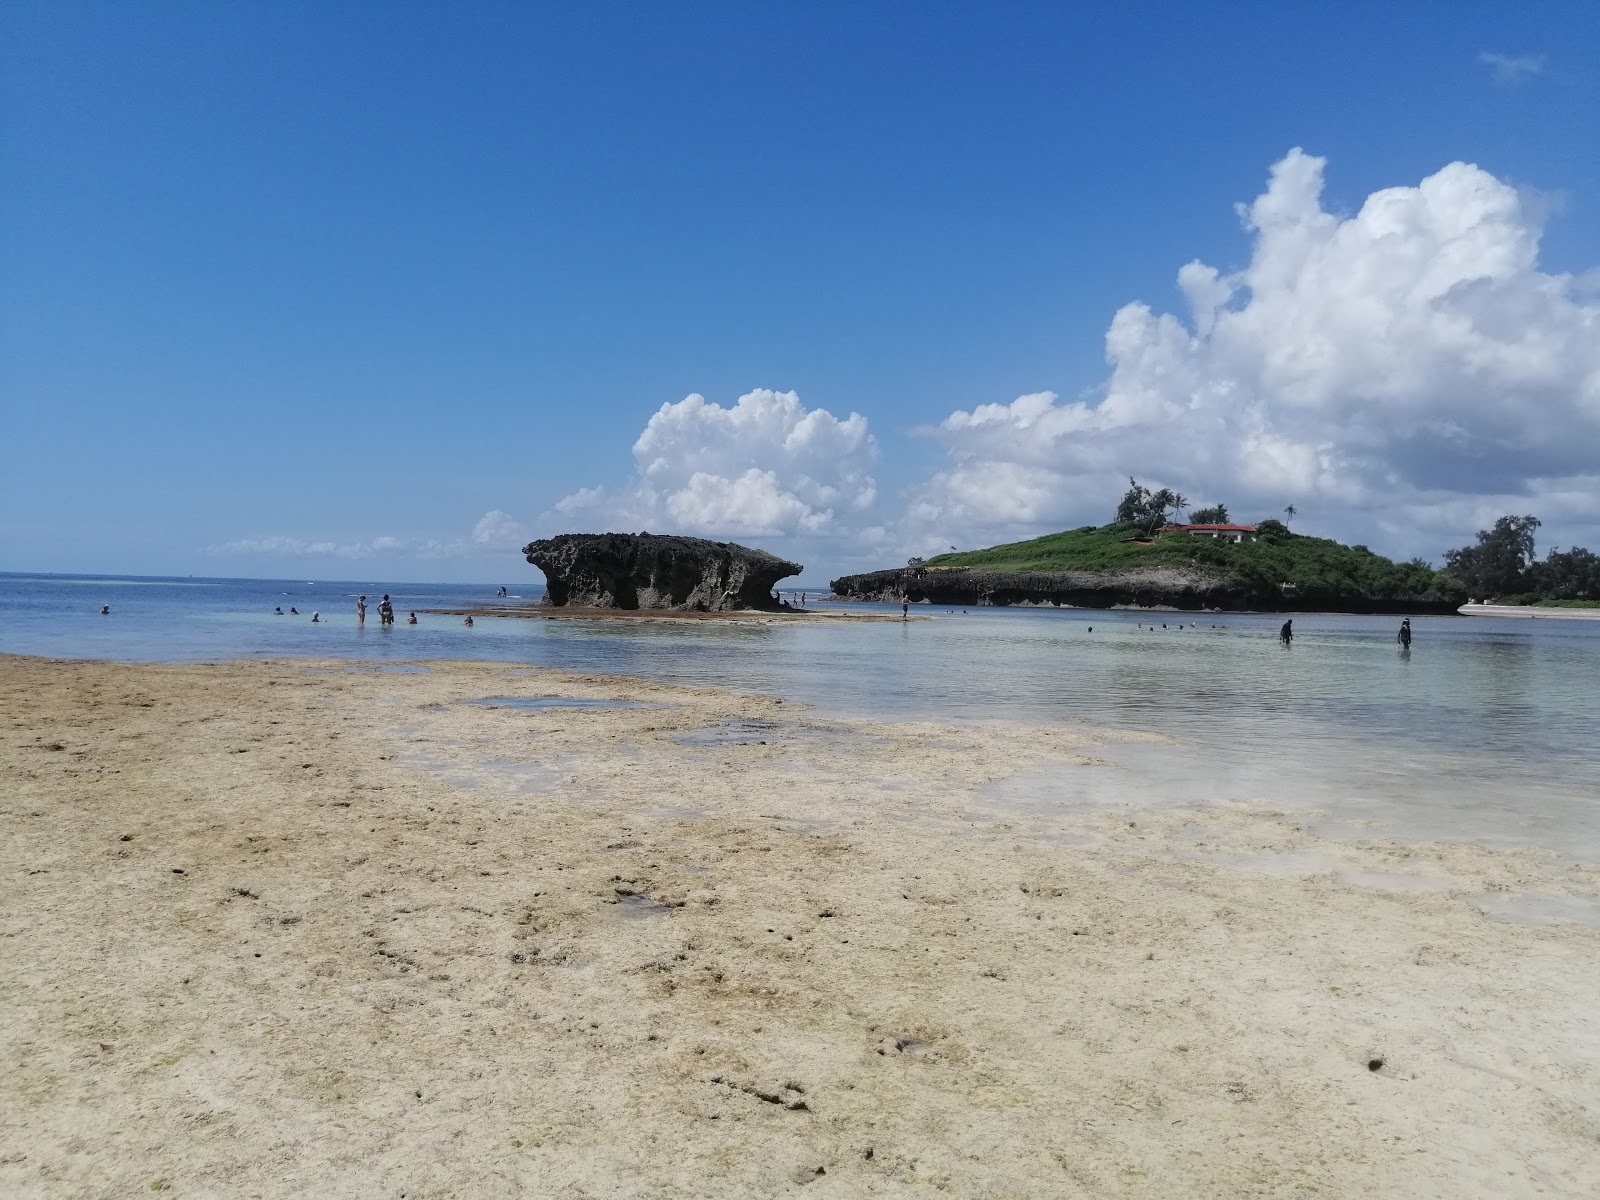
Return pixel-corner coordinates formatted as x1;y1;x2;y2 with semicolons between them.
3;571;1597;861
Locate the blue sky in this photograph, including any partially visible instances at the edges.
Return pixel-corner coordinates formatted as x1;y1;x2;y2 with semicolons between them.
4;2;1598;585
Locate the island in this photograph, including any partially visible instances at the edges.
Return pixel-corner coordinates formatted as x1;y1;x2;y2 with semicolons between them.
523;532;802;611
833;509;1467;614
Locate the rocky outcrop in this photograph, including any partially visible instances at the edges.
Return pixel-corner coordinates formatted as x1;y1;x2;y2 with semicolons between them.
525;533;802;611
829;566;1462;614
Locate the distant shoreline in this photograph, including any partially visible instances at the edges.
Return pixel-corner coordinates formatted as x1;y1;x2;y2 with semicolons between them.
421;602;912;624
1458;603;1600;621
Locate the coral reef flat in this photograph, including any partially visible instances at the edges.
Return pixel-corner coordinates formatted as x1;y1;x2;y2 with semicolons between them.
3;654;1598;1198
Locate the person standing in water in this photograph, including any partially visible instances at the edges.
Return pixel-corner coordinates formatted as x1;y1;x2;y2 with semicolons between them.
900;593;910;621
1398;618;1412;648
378;594;394;626
357;595;367;626
1279;618;1293;646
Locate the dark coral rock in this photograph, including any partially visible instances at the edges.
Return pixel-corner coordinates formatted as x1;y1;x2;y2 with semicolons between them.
524;533;802;611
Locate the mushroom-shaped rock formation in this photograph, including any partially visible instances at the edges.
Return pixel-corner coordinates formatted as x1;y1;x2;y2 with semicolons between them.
524;532;802;611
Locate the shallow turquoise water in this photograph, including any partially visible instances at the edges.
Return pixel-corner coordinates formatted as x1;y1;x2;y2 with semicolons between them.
3;572;1597;859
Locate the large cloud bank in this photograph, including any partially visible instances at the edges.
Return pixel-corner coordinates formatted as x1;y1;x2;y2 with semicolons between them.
909;149;1600;557
551;388;877;539
214;151;1600;573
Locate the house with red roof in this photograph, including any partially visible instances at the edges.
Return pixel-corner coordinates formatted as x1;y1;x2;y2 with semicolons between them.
1161;523;1259;544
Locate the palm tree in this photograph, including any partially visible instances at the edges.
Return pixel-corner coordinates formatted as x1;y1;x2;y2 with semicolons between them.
1171;493;1189;523
1283;503;1298;523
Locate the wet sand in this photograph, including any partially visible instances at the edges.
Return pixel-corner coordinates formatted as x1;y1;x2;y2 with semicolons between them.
3;654;1598;1198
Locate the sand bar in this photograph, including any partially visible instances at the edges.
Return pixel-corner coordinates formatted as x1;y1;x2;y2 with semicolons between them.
1457;604;1600;620
3;654;1598;1197
420;604;913;624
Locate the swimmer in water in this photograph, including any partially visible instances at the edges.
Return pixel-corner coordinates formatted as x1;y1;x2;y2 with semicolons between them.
274;606;283;615
100;605;110;615
289;607;299;615
310;612;320;622
463;615;474;627
407;612;417;625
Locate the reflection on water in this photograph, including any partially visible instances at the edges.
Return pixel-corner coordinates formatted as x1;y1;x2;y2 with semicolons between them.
3;572;1598;859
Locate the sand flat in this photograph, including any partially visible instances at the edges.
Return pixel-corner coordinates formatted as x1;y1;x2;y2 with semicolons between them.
418;604;913;624
2;654;1598;1198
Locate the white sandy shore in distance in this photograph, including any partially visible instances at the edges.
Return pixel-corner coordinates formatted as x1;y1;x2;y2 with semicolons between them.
1457;603;1600;620
3;654;1598;1198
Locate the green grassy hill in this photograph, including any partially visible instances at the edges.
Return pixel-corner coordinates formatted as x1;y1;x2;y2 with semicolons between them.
919;522;1466;609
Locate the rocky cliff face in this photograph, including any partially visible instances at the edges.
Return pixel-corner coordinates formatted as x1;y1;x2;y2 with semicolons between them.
830;566;1461;614
524;533;802;611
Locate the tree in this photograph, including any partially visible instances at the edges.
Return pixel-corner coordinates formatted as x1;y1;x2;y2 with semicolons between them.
1442;515;1541;598
1115;477;1151;525
1114;477;1178;536
1255;518;1291;541
1171;493;1189;523
1283;504;1298;523
1527;545;1600;600
1189;503;1230;524
906;556;925;568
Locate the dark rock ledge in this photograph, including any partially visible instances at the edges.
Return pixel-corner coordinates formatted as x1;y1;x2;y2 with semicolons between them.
524;532;802;611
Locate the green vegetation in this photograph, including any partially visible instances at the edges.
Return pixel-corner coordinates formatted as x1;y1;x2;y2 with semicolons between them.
1113;477;1191;536
1491;596;1600;608
923;512;1464;608
1443;516;1600;603
909;485;1598;611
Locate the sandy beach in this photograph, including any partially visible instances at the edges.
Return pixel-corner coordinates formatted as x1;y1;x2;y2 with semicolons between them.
3;653;1598;1198
1457;604;1600;621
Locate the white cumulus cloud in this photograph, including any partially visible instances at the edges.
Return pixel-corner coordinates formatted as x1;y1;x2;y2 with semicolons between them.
470;510;532;549
905;148;1600;559
547;389;877;539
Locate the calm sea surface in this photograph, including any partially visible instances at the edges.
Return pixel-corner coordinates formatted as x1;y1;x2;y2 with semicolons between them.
3;572;1597;861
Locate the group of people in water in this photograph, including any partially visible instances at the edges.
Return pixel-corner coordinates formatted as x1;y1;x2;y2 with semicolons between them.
274;605;330;622
1276;616;1413;648
271;595;423;625
355;594;400;626
269;593;487;627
